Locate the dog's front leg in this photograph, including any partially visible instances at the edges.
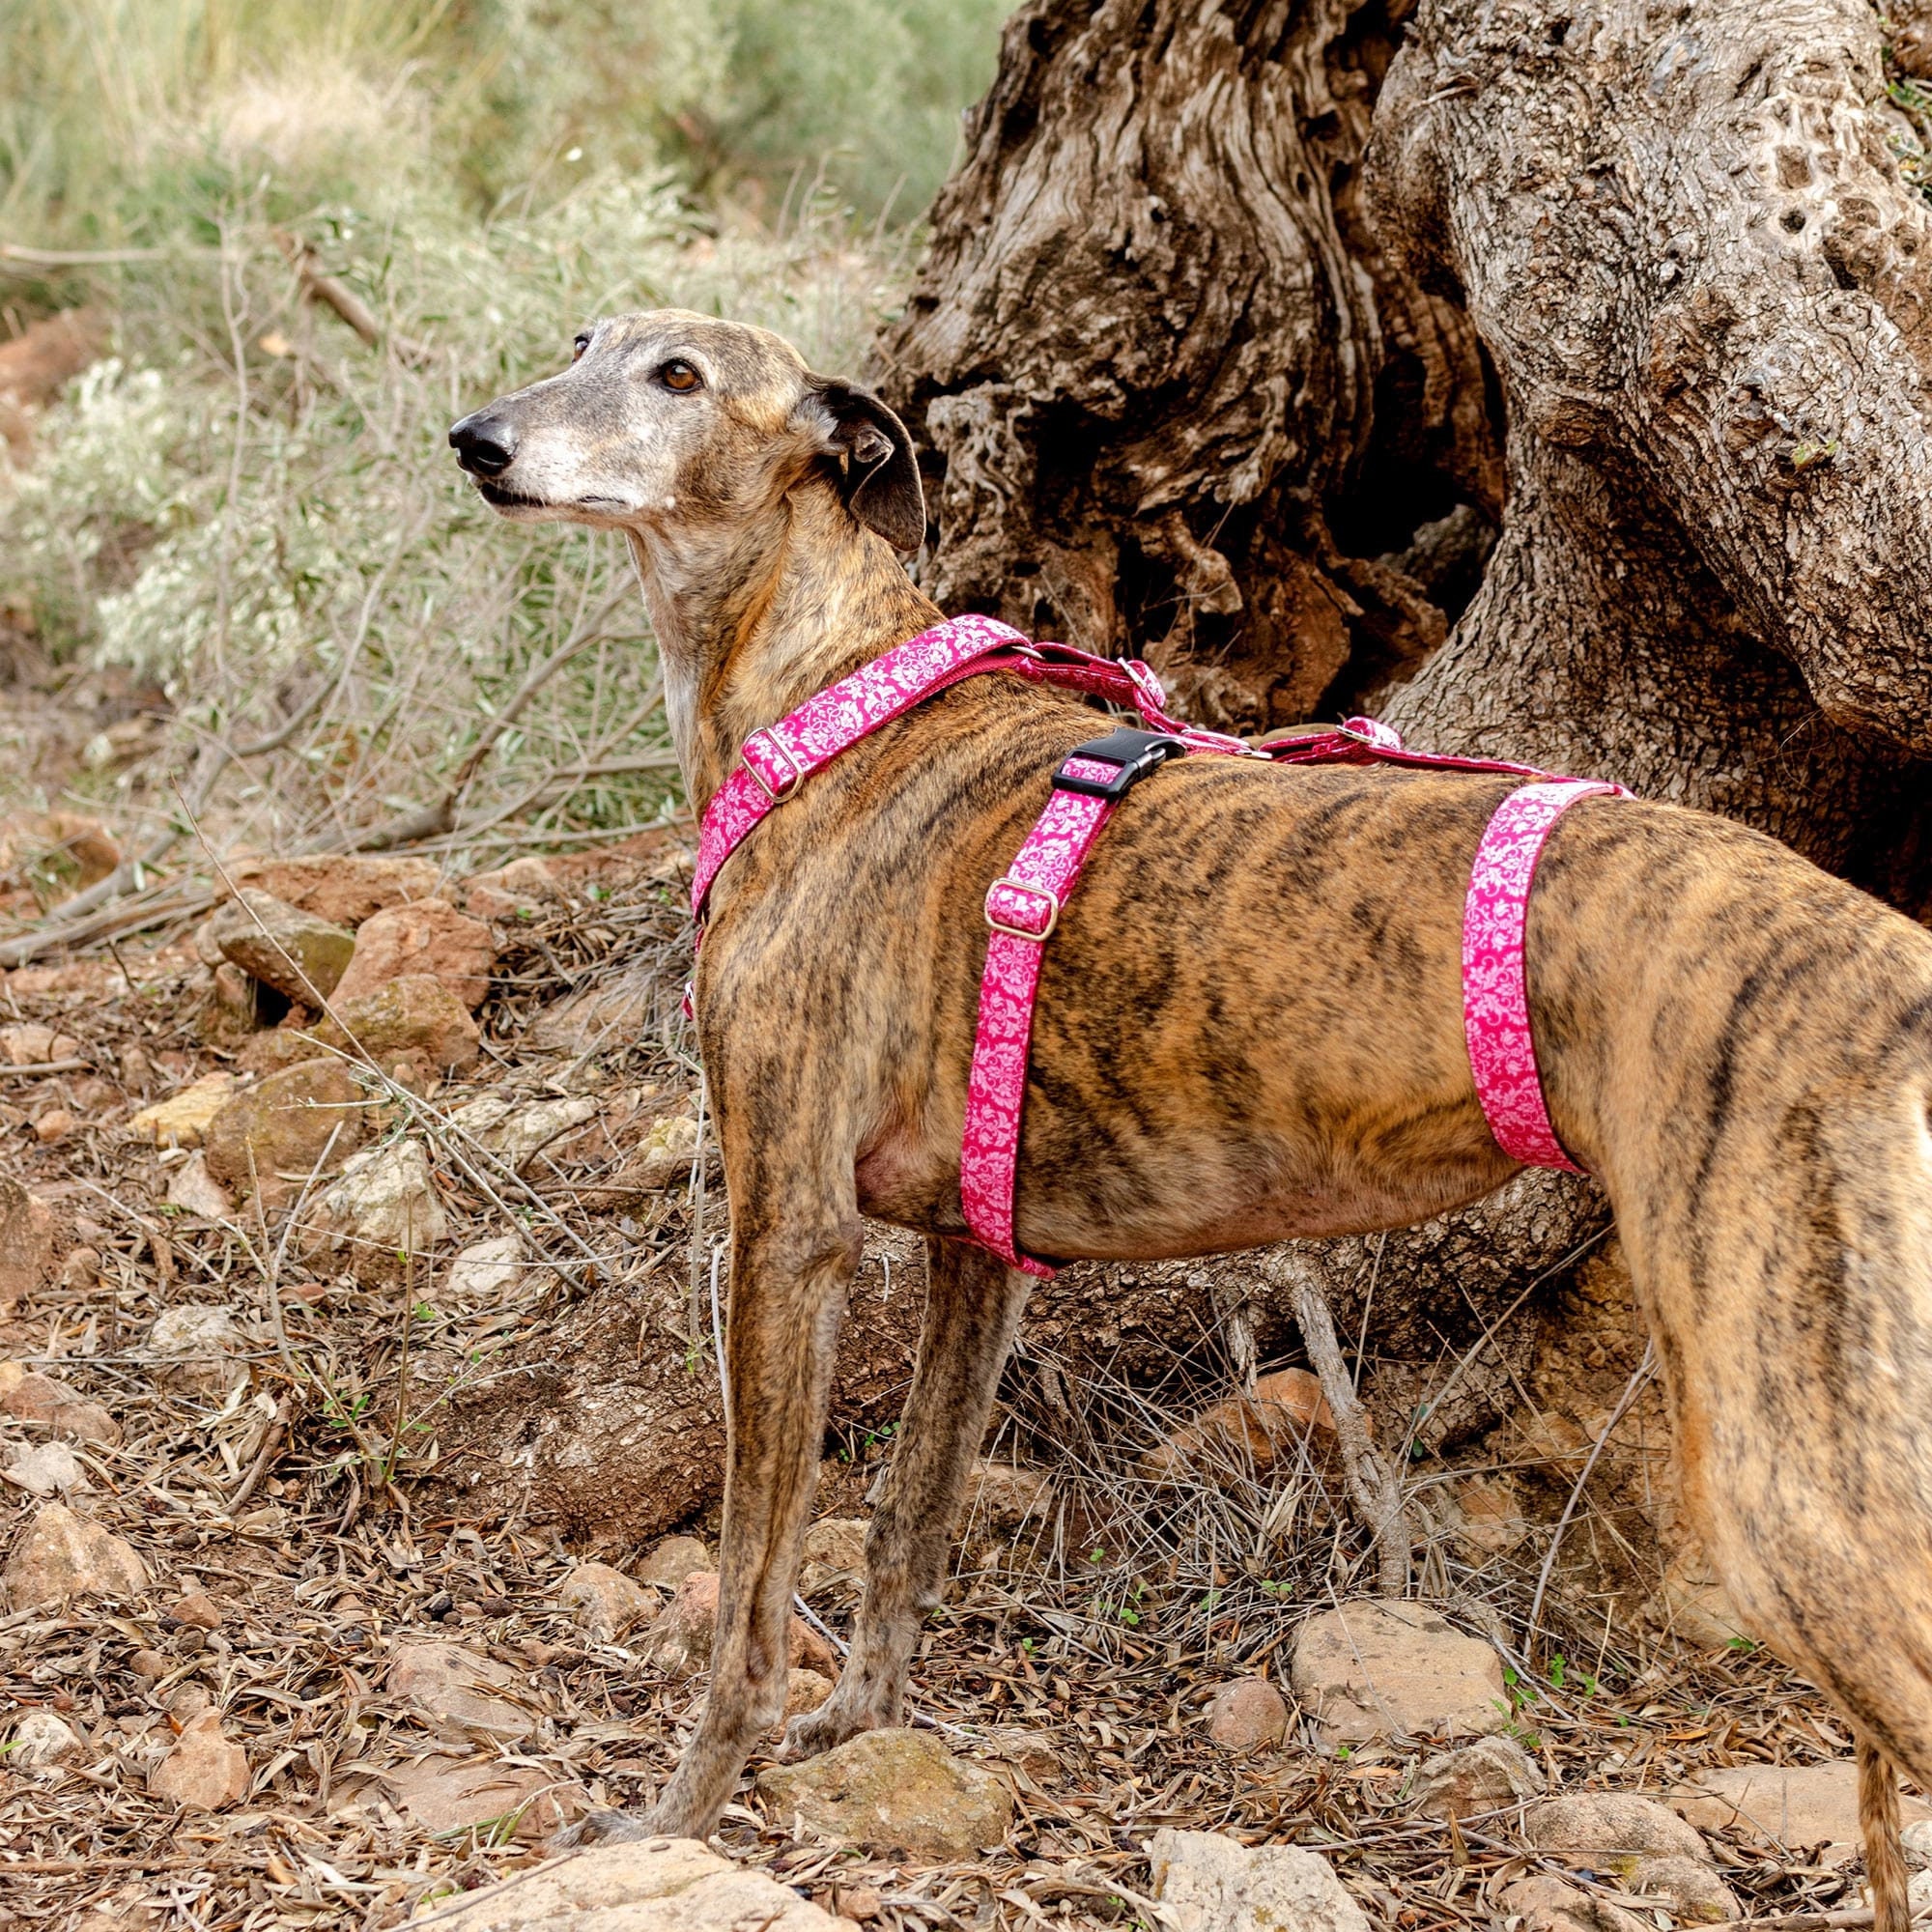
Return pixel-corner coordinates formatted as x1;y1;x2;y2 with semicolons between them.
646;1206;863;1841
785;1238;1030;1759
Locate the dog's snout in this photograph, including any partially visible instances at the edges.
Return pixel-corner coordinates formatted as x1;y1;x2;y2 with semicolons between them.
449;412;519;478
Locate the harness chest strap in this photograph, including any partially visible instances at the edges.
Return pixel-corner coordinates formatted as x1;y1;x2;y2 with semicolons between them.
961;745;1161;1280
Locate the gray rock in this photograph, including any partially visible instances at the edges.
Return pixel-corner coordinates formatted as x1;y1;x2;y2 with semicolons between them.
1498;1874;1651;1932
782;1667;833;1722
799;1516;868;1603
399;1839;841;1929
967;1459;1053;1529
209;888;355;1002
1149;1827;1370;1932
2;1500;149;1606
1408;1733;1545;1819
386;1640;539;1740
10;1708;79;1767
307;1139;446;1278
369;1755;582;1842
146;1304;249;1393
755;1727;1013;1859
635;1534;709;1590
164;1151;236;1219
615;1110;700;1192
1525;1792;1713;1871
2;1440;90;1497
441;1231;526;1305
446;1094;597;1172
559;1561;653;1642
1291;1599;1507;1746
1668;1758;1932;1865
1628;1853;1740;1923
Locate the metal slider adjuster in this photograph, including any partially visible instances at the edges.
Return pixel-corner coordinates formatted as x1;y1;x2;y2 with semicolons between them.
1050;725;1188;802
741;727;802;803
985;878;1061;942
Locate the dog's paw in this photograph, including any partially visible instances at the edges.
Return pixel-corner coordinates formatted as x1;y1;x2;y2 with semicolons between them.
780;1701;879;1762
551;1806;656;1850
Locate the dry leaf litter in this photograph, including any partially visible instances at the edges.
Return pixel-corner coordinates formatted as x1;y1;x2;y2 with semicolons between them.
0;839;1922;1932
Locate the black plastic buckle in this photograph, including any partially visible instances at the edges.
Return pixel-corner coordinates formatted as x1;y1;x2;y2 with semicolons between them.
1051;726;1188;802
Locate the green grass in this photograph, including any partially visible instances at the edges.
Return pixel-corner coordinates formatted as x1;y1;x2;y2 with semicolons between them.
1;0;1008;247
0;0;995;881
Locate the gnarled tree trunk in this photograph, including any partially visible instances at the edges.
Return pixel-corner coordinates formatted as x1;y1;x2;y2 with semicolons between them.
883;0;1932;877
878;0;1502;732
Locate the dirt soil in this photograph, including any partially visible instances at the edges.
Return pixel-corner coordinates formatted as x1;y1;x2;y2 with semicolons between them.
0;694;1913;1931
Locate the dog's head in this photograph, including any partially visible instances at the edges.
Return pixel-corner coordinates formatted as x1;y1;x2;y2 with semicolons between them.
448;308;925;553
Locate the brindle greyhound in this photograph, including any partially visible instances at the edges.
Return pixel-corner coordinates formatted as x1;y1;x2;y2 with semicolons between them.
453;309;1932;1914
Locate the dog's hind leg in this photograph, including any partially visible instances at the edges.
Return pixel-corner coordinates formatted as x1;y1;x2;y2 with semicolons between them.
784;1239;1030;1760
645;1199;865;1841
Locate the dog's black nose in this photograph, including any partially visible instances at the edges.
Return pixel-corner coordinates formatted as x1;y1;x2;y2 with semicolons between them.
450;413;518;477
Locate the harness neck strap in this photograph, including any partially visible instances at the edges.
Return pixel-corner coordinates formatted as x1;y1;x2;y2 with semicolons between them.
691;613;1030;923
691;614;1251;923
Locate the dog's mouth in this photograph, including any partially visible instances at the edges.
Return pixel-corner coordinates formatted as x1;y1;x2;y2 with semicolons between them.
471;478;631;517
473;478;551;510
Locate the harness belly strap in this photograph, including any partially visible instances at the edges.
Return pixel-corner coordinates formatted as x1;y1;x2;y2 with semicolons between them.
1461;778;1622;1173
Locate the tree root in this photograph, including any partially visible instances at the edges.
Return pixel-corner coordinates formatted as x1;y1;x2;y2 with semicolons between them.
1265;1245;1412;1596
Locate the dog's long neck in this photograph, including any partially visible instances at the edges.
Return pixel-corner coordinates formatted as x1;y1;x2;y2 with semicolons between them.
627;480;940;812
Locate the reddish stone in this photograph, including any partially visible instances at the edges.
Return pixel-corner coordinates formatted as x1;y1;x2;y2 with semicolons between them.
332;899;497;1011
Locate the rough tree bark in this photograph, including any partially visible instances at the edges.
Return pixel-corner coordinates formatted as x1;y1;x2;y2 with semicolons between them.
878;0;1502;730
883;0;1932;873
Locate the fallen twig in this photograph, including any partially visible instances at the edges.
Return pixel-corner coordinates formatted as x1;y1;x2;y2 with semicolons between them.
1704;1910;1928;1930
0;242;221;269
1525;1341;1657;1649
273;228;428;362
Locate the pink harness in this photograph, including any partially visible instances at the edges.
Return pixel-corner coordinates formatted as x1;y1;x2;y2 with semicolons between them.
692;616;1623;1277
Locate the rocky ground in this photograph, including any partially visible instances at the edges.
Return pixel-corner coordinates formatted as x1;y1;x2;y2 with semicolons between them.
2;825;1929;1932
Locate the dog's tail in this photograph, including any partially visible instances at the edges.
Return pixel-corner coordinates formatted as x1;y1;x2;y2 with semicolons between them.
1861;1727;1911;1932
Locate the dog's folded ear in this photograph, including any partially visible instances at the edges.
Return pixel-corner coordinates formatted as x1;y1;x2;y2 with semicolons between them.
804;377;927;553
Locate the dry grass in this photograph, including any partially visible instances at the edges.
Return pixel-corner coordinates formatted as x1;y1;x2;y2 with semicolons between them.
0;180;915;977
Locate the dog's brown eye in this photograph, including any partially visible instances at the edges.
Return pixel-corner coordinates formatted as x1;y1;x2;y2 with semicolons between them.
659;358;701;393
572;332;590;362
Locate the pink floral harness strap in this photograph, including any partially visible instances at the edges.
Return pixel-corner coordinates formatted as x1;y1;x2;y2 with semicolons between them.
692;616;1626;1279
